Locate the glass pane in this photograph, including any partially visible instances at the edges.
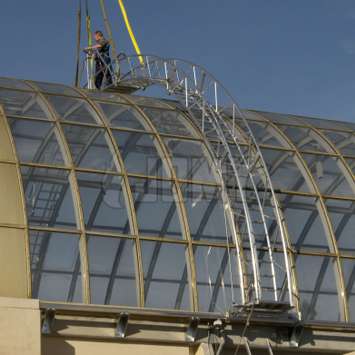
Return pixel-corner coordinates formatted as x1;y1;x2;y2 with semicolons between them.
261;148;310;192
295;255;341;322
302;153;353;197
77;172;131;234
87;236;137;306
301;116;355;131
113;130;168;177
129;177;183;238
142;107;195;137
280;125;327;152
341;258;355;322
181;184;231;244
194;246;240;312
279;194;331;252
21;167;77;228
98;102;147;130
86;90;126;102
62;124;117;171
0;77;33;91
164;138;217;182
9;118;65;165
30;231;82;302
141;240;190;310
129;95;172;109
256;111;303;126
46;95;99;124
247;120;283;147
326;199;355;256
0;88;49;119
31;81;80;97
321;130;355;157
345;158;355;174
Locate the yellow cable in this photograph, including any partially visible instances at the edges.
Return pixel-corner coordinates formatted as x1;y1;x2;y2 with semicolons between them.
117;0;144;64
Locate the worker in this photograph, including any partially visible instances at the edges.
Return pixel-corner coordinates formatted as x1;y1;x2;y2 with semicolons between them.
85;30;113;89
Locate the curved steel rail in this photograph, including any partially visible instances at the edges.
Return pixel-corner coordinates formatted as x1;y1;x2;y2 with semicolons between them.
86;54;294;308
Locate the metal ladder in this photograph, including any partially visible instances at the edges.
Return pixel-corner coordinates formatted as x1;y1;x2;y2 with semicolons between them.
87;54;294;308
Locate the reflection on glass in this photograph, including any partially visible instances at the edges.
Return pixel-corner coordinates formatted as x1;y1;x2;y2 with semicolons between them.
280;194;331;252
88;235;137;306
296;255;340;321
194;245;240;312
62;124;117;171
31;81;80;97
181;184;230;244
302;154;353;197
341;258;355;322
77;172;130;234
98;102;147;130
0;89;49;119
164;138;216;182
114;130;168;177
46;95;98;124
141;240;190;310
262;148;310;192
142;107;194;137
21;167;77;228
129;177;183;238
30;231;82;302
9;118;65;165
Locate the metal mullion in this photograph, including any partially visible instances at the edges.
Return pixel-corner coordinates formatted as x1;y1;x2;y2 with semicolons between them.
28;226;81;235
20;162;70;171
139;235;189;245
6;114;54;122
0;85;34;94
126;172;175;182
25;81;91;304
0;104;31;297
256;111;348;321
109;125;151;135
158;132;204;142
59;120;102;129
124;98;199;312
86;230;135;240
0;159;17;165
73;166;124;176
74;89;145;308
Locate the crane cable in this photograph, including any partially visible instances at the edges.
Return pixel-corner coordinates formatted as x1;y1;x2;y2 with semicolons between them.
117;0;144;65
99;0;120;81
75;0;82;87
85;0;95;88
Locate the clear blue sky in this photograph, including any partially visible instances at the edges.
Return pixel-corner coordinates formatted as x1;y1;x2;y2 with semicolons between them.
1;0;355;123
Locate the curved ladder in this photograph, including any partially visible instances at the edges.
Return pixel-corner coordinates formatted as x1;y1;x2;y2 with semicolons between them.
96;55;294;308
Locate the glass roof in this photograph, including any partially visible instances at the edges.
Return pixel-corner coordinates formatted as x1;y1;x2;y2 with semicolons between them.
0;77;354;323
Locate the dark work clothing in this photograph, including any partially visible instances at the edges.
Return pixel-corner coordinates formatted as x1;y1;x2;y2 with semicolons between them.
94;38;113;89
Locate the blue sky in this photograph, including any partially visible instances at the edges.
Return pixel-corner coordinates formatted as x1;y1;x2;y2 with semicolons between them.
1;0;355;122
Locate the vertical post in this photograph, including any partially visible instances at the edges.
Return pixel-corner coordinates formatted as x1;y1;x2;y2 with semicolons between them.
184;78;189;108
74;0;82;87
99;0;120;83
164;61;169;91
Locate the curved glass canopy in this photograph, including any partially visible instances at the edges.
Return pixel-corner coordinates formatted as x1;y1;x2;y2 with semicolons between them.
0;77;354;323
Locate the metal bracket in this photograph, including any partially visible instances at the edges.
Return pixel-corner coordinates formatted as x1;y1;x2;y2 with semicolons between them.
41;308;56;335
185;317;200;342
115;312;129;338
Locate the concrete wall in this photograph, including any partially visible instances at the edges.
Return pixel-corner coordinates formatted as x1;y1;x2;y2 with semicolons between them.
43;338;193;355
0;297;41;355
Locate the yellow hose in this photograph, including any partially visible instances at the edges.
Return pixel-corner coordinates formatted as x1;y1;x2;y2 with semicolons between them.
117;0;144;64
